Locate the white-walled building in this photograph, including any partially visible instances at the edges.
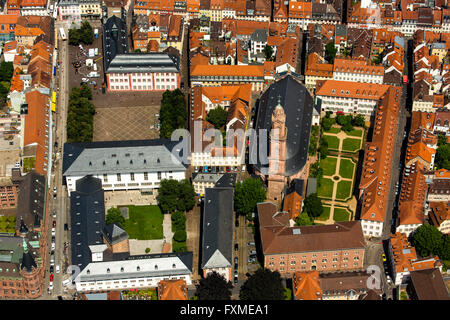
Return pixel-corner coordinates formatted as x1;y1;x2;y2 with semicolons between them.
315;80;390;117
63;140;187;195
333;58;384;84
75;252;193;292
58;0;81;23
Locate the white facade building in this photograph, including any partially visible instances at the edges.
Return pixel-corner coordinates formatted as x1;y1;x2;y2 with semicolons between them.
360;219;383;238
75;253;193;292
63;140;187;195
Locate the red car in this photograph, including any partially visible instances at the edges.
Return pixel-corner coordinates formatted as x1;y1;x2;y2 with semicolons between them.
52;220;56;228
50;274;54;282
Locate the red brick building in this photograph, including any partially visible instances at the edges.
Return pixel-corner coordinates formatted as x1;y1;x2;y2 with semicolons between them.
257;202;365;276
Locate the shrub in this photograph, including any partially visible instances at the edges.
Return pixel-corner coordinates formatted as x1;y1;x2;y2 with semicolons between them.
173;230;187;242
145;248;150;254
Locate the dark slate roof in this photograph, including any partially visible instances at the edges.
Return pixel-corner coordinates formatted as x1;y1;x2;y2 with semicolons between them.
251;75;314;176
63;139;188;177
286;179;305;197
70;176;105;271
251;29;268;42
103;15;128;72
21;250;37;273
214;173;237;189
15;171;45;232
335;24;347;37
201;187;234;269
103;223;128;246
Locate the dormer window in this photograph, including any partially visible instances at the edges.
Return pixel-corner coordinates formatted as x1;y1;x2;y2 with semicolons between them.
106;268;110;273
154;265;158;270
137;266;140;271
87;269;90;274
120;267;124;272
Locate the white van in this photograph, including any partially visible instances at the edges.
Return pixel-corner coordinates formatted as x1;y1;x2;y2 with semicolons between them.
62;278;71;287
56;265;60;273
50;254;55;265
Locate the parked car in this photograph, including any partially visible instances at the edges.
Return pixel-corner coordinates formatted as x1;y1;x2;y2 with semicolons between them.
234;276;238;284
53;186;57;193
53;220;56;228
234;257;238;264
64;223;68;231
249;254;257;259
49;265;54;273
247;242;255;246
52;228;56;236
51;236;55;243
53;210;57;218
235;219;239;227
51;242;55;251
53;193;57;200
249;250;257;255
49;282;54;290
234;243;238;251
56;265;60;274
81;78;89;83
248;257;256;263
234;263;238;270
382;253;387;262
50;274;54;282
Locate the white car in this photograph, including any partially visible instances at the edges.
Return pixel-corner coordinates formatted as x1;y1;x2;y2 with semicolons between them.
53;210;57;218
51;242;55;250
56;265;60;273
49;282;54;290
52;228;56;236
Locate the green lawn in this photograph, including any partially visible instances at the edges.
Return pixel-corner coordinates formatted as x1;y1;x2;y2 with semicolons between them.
325;127;341;134
323;135;340;150
339;158;355;179
336;180;353;200
346;129;363;137
317;178;334;199
320;157;338;176
122;205;164;240
333;208;351;222
342;138;361;152
316;206;331;221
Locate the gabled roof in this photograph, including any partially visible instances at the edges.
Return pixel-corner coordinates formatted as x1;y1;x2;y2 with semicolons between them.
158;279;187;300
410;268;450;300
292;271;322;300
201;187;234;269
103;223;128;246
63;139;187;177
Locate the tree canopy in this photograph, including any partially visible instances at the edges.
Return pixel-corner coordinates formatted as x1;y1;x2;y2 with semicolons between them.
69;21;94;46
159;89;187;139
195;272;233;300
264;45;274;61
206;106;228;130
295;211;314;226
157;179;195;213
410;224;448;260
67;85;95;143
303;193;323;218
325;42;338;64
105;208;125;227
435;143;450;170
234;177;266;218
239;268;285;300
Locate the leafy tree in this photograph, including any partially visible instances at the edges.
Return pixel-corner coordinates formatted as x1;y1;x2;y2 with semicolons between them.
435;143;450;170
67;86;95;143
325;42;338;64
206;106;228;130
234;178;266;218
342;122;354;133
322;117;335;131
240;268;285;300
145;248;150;253
69;28;80;45
264;44;274;61
319;139;328;159
157;179;195;213
437;134;447;147
336;114;352;127
173;230;187;242
0;61;14;82
309;162;323;179
171;211;186;231
160;89;187;139
295;211;314;226
80;83;92;100
303;193;323;218
80;21;94;45
195;272;233;300
105;207;125;227
352;114;366;128
411;224;444;258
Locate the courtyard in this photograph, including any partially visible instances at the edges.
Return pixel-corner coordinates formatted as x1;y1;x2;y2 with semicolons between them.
313;125;365;224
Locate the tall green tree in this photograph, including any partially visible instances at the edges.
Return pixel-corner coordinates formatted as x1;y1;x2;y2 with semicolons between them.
195;272;233;300
69;28;80;45
67;86;95;143
303;193;323;218
80;21;94;45
435;143;450;170
240;268;285;300
234;178;266;218
105;207;125;227
325;42;338;64
157;179;195;213
264;44;274;61
411;224;444;258
295;211;314;226
352;114;366;128
206;106;228;130
160;89;187;139
319;139;329;159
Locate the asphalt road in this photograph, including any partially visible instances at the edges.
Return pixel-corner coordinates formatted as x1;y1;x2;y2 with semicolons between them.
43;22;73;299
